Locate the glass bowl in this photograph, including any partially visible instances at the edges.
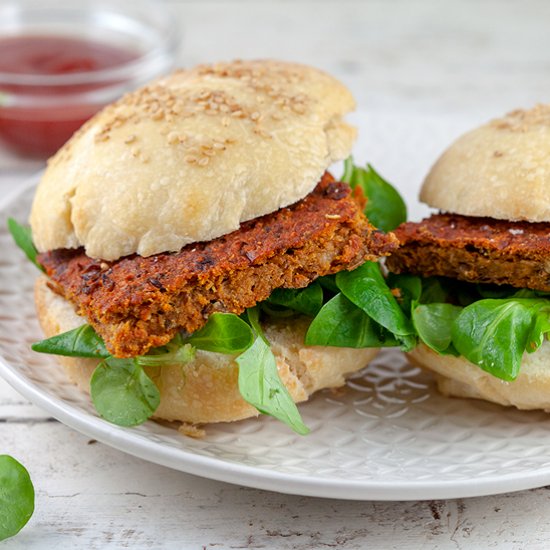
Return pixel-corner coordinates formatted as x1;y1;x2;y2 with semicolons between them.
0;0;181;158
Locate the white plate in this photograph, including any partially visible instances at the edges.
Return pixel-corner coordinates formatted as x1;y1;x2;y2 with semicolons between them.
2;113;550;501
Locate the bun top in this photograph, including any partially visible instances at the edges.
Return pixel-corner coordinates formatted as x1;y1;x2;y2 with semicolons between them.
420;104;550;222
30;59;356;260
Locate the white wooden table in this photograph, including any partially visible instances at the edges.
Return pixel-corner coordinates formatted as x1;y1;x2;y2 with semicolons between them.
2;1;550;548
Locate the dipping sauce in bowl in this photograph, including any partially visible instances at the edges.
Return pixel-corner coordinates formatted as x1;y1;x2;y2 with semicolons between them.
0;1;180;158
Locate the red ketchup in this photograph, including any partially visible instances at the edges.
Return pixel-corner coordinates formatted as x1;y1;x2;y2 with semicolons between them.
0;35;140;157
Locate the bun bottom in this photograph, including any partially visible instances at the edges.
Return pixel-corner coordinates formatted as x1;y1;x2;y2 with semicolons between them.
408;343;550;411
35;276;379;425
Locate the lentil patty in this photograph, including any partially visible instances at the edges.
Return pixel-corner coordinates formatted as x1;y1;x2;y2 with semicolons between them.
387;213;550;291
39;173;398;357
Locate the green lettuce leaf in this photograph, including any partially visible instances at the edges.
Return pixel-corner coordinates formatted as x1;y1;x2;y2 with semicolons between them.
341;157;407;232
237;307;309;435
90;357;160;426
412;303;461;355
335;262;416;350
187;312;254;354
32;324;110;358
0;456;34;542
305;293;398;348
7;218;44;272
264;283;324;317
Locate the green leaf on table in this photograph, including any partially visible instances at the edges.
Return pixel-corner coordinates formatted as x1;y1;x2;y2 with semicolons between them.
305;292;398;348
0;455;34;542
7;218;44;272
90;357;160;426
187;313;254;354
341;157;407;232
237;308;309;435
32;324;110;358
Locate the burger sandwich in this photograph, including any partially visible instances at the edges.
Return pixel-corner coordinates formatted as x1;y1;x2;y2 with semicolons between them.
387;105;550;411
11;59;412;434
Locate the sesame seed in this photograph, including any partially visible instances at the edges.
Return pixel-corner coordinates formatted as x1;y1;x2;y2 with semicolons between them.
124;134;137;144
185;155;198;164
198;157;209;166
325;214;341;220
94;133;110;143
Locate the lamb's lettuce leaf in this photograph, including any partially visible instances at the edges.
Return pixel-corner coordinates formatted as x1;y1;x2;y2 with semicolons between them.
305;292;398;348
90;357;160;426
7;218;44;272
0;455;35;542
335;262;416;351
187;313;253;353
412;303;461;355
264;283;324;317
32;324;109;358
341;157;407;232
398;275;550;382
237;307;309;435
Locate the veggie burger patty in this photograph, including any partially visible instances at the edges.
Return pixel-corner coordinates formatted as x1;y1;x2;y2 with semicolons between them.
39;172;398;358
387;213;550;291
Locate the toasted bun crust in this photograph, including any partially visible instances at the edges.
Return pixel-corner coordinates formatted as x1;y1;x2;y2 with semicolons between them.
30;60;356;261
408;343;550;411
35;276;378;425
420;104;550;222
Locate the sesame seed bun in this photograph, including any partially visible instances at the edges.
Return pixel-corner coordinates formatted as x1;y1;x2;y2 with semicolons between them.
420;104;550;222
34;276;378;426
30;59;356;261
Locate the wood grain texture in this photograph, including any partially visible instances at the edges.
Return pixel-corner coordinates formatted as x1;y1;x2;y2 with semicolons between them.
2;1;550;548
